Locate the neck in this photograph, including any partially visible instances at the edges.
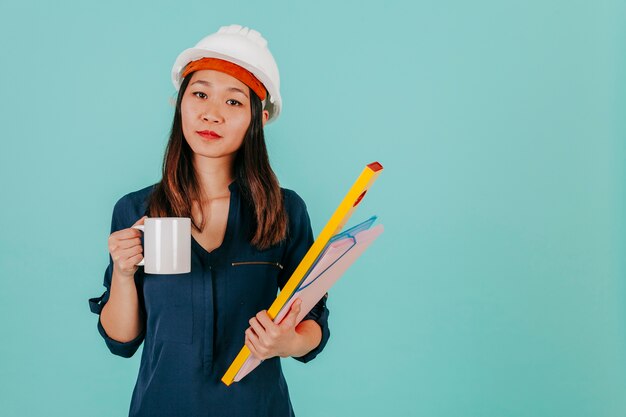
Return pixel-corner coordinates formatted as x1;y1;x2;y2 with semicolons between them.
192;154;235;200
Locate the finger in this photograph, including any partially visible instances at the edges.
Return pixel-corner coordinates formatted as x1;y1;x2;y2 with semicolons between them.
255;310;276;329
130;253;144;264
256;311;280;342
245;329;264;359
248;319;267;344
245;333;256;353
120;253;144;271
245;334;264;361
111;237;142;250
111;228;143;241
113;245;144;265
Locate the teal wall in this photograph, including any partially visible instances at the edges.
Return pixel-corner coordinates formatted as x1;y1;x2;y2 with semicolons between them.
1;0;624;416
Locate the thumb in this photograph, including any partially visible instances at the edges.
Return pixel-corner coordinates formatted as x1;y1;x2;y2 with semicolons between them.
133;215;148;226
287;299;302;324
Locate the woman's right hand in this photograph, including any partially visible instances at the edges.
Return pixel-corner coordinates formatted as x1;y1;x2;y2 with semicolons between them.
109;215;147;281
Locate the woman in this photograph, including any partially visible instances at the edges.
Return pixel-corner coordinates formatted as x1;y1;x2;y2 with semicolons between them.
88;24;331;417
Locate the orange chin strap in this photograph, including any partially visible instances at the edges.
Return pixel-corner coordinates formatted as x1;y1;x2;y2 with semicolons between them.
182;57;267;101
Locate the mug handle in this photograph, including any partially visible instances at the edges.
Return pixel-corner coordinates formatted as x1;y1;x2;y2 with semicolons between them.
131;225;145;266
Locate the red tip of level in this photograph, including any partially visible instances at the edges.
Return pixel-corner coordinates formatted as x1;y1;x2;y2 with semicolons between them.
367;161;383;172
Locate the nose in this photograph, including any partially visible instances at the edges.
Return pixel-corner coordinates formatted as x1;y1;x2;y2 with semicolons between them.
201;101;224;123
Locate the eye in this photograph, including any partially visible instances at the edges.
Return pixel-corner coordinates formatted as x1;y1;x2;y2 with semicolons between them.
227;99;242;106
192;91;207;99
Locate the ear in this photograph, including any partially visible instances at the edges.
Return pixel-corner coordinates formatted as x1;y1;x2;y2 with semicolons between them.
261;109;270;127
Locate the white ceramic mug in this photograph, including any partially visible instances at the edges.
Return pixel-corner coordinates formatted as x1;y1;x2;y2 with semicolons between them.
131;217;191;274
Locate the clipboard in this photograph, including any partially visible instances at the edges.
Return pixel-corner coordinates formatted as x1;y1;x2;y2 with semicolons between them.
222;161;384;386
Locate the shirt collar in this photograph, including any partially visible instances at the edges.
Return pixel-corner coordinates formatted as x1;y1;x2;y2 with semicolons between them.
228;177;239;192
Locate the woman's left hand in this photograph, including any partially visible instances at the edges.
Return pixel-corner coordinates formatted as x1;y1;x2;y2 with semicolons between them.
245;299;302;360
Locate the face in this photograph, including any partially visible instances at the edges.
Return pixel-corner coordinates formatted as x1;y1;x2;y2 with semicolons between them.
180;69;269;163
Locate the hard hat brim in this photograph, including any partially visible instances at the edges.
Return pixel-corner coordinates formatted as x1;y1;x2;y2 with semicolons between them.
172;48;281;125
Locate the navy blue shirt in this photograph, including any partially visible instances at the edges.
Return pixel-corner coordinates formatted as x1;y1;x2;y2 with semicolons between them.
89;179;330;417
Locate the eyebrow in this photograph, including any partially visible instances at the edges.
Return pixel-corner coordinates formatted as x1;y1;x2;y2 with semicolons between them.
190;80;249;98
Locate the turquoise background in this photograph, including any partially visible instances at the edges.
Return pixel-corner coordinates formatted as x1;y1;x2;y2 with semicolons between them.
1;0;624;416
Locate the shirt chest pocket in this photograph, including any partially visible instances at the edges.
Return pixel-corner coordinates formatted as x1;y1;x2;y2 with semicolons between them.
143;273;193;344
227;260;284;306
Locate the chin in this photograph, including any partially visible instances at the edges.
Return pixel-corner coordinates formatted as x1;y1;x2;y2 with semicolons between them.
193;147;238;160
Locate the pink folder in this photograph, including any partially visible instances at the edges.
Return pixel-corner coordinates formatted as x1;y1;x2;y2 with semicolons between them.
233;221;384;382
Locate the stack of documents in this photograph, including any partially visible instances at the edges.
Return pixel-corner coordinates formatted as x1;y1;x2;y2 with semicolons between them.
233;216;384;382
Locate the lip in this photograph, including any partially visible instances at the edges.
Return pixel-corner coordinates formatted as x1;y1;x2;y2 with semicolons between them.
197;130;223;139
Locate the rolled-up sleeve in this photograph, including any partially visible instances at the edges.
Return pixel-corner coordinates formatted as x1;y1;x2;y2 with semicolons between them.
278;190;331;364
88;197;146;358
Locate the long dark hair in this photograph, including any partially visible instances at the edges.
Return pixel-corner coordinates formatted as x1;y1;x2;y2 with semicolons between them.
145;72;288;250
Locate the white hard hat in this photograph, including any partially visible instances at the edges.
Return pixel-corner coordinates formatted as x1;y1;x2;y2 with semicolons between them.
171;24;282;124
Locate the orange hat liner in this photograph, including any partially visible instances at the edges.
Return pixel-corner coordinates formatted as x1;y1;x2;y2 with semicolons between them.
182;57;267;101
